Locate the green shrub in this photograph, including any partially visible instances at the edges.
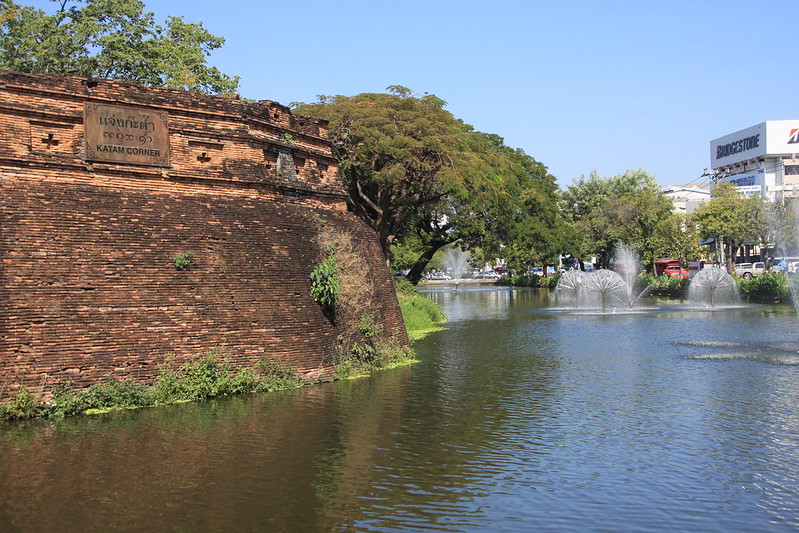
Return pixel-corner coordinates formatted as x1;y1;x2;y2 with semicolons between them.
638;272;689;296
172;251;194;270
154;348;254;401
310;246;340;309
394;279;418;298
737;272;789;301
638;272;656;287
507;274;534;287
254;357;301;392
50;380;154;417
334;332;416;380
505;274;559;288
0;386;44;419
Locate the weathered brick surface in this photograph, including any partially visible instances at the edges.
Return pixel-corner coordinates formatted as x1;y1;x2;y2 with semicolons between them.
0;71;407;398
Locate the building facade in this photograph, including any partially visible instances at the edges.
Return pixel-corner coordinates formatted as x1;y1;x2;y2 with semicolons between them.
663;184;711;214
709;120;799;200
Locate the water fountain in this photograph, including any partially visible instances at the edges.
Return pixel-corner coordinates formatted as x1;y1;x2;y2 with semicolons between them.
553;269;585;304
687;267;739;307
554;243;740;313
789;276;799;314
443;246;469;290
580;270;631;312
554;269;631;312
612;243;640;293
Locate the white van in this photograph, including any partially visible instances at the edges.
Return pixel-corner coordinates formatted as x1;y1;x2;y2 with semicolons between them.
734;262;766;279
687;261;705;278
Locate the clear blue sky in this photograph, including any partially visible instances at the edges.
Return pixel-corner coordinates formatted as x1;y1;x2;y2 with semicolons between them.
28;0;799;188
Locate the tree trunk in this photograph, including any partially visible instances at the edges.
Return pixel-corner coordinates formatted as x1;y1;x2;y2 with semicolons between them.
404;239;454;284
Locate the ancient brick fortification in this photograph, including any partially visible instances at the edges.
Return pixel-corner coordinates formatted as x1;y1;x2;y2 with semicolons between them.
0;70;407;399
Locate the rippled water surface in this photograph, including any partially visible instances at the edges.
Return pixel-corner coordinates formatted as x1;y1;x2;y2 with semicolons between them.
3;288;799;532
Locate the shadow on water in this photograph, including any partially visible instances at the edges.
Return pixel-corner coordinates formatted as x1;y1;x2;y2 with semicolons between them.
0;374;418;532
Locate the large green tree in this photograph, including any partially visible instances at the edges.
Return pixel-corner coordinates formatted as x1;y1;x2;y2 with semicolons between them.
0;0;238;93
562;169;675;269
658;212;702;267
295;88;520;280
693;183;765;270
760;196;798;260
493;148;575;273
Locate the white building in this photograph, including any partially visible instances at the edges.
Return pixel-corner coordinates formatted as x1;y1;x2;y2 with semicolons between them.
663;184;711;214
709;120;799;200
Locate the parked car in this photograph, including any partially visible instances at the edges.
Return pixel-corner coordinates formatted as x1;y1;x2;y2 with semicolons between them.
663;265;689;279
733;262;765;279
427;273;452;281
475;271;500;280
530;266;544;276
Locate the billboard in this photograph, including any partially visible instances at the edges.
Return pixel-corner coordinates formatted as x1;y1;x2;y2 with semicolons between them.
710;122;766;169
765;120;799;156
710;120;799;170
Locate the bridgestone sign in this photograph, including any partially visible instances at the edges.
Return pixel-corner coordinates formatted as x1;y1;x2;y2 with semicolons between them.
84;103;169;167
715;134;760;160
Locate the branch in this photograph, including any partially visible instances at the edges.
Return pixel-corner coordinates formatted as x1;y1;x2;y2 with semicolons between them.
354;178;381;217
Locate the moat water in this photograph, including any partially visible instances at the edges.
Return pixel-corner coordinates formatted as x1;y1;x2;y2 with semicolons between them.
3;288;799;531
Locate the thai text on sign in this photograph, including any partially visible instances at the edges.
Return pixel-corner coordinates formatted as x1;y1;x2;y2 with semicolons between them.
84;103;169;167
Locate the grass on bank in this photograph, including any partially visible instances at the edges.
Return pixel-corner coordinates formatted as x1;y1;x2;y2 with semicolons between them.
332;311;418;380
0;347;303;421
396;280;447;341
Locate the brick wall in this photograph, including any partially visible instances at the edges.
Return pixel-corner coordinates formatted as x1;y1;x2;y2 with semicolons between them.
0;71;407;398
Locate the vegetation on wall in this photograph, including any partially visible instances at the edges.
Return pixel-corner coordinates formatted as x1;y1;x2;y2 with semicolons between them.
172;251;194;270
0;347;302;421
333;312;415;380
315;226;416;378
309;246;340;310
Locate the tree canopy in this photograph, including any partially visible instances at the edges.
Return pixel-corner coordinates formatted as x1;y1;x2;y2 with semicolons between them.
562;169;677;269
692;183;764;269
295;88;526;279
486;146;574;273
0;0;239;93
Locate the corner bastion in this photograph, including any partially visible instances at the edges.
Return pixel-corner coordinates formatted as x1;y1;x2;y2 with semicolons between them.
0;70;407;398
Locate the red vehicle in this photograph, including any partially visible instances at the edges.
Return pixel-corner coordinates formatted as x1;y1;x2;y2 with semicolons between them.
654;259;681;277
663;265;689;279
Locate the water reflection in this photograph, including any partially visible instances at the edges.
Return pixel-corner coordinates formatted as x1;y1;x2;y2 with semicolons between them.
2;288;799;531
